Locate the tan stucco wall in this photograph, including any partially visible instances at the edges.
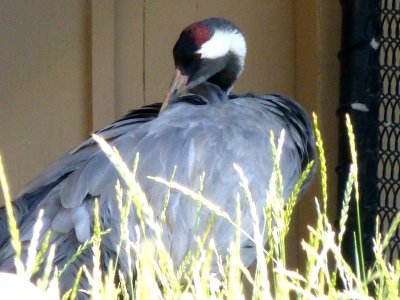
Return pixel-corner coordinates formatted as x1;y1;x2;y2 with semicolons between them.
294;0;341;271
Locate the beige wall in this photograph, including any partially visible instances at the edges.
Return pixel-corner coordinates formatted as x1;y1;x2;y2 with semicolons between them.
0;0;341;274
0;1;91;195
295;0;341;271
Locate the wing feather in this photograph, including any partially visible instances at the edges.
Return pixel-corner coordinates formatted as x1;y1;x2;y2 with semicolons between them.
0;93;315;296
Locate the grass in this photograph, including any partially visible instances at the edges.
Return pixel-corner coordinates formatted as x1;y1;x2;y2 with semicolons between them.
0;114;399;299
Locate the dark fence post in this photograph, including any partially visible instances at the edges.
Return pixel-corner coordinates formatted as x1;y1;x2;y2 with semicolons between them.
337;0;380;274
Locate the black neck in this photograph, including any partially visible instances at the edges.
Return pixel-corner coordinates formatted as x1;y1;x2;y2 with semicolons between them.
175;82;228;106
207;54;241;92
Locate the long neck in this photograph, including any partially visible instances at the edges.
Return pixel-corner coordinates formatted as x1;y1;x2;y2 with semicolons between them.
176;82;228;105
207;54;242;93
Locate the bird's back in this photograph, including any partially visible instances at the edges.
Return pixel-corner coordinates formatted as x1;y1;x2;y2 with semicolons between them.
0;90;315;295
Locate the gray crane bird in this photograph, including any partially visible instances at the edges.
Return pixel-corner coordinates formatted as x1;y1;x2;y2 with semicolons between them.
0;18;315;296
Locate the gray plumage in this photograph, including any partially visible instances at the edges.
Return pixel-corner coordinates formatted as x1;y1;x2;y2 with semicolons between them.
0;17;316;297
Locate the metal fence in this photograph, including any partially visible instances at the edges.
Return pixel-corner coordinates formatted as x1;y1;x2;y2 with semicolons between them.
377;0;400;263
338;0;400;271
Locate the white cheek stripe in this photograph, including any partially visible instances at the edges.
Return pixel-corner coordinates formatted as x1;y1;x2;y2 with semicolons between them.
196;30;247;61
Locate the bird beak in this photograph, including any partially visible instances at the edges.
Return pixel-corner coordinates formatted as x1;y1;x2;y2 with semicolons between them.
160;69;189;113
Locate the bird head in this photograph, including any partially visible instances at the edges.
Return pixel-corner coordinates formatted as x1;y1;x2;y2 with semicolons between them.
161;18;247;112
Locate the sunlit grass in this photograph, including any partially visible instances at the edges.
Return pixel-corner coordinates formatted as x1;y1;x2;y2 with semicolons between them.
0;114;399;299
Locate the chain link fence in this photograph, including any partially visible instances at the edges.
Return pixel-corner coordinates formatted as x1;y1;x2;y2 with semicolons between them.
338;0;400;271
377;0;400;263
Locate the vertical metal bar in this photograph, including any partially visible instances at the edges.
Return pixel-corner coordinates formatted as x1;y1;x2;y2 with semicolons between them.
337;0;380;274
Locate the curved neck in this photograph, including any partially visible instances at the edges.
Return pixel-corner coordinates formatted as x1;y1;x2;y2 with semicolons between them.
206;54;242;93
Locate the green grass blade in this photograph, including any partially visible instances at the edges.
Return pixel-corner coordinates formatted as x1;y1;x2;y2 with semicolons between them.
345;114;366;283
0;155;24;275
